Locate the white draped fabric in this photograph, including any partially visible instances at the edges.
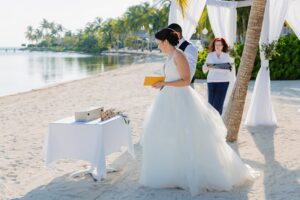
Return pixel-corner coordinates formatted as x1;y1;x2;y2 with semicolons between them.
286;0;300;39
206;0;238;112
207;0;238;47
168;0;207;40
245;0;291;126
245;52;277;126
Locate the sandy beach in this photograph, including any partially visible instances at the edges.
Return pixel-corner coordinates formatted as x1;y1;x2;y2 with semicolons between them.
0;60;299;200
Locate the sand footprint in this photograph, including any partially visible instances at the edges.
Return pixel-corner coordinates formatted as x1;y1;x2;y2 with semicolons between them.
6;172;17;179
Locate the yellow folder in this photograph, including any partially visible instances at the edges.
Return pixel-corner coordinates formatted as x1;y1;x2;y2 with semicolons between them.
144;76;165;86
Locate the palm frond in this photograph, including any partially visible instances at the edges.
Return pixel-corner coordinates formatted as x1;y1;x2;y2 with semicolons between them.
176;0;188;17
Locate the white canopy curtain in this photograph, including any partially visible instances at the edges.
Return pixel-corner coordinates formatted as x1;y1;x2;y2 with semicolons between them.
245;0;300;126
206;0;238;47
168;0;252;41
168;0;207;40
286;0;300;39
206;0;238;113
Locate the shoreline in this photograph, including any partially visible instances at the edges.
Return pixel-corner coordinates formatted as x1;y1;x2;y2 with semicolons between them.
7;47;162;56
0;62;141;99
0;51;164;98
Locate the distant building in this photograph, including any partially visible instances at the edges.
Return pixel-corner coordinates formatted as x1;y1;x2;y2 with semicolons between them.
133;30;148;39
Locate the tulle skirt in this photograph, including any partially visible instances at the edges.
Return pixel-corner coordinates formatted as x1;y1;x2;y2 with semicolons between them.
140;86;257;196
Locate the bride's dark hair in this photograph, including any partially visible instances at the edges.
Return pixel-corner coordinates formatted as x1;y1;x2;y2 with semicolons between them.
155;28;179;46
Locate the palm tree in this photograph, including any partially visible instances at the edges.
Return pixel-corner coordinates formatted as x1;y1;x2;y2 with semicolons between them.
224;0;267;142
84;17;102;34
84;22;95;34
121;16;130;38
125;5;144;32
111;18;123;49
99;19;115;49
140;3;157;51
125;2;159;51
33;28;43;44
115;17;129;49
40;18;50;36
49;22;57;37
93;17;103;31
56;24;64;36
25;26;34;43
153;1;170;30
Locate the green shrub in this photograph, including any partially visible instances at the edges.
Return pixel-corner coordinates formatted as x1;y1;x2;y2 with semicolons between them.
194;48;208;79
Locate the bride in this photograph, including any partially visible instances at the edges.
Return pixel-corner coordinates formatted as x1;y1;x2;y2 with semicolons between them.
139;28;258;196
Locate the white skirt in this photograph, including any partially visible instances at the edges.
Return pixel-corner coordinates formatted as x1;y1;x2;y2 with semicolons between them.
140;86;257;196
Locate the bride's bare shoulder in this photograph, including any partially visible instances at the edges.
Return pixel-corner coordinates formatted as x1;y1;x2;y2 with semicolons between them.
174;49;186;59
175;49;186;59
173;49;188;66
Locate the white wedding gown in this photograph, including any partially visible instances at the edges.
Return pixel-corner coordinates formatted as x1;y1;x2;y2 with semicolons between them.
140;54;257;196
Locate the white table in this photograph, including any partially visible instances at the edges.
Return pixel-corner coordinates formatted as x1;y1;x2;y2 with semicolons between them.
43;115;135;180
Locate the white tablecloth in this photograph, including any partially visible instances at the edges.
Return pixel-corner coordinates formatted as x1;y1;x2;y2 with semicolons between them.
43;115;135;179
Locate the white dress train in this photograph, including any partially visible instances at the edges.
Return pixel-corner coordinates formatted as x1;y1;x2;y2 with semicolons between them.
140;54;257;196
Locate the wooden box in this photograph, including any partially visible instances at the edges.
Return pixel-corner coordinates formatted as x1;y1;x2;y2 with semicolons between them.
75;107;104;122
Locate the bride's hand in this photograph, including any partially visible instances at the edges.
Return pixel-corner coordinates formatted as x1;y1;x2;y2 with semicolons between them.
152;81;165;89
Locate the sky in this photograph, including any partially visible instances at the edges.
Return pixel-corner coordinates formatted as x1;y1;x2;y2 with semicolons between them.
0;0;150;47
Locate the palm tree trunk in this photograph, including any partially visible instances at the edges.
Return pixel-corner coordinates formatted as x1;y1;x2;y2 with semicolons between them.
224;0;267;142
149;32;152;52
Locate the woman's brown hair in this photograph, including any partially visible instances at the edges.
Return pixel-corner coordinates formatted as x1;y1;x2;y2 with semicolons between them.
208;38;229;53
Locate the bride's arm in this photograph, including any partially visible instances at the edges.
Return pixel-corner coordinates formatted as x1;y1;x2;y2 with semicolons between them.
153;51;190;88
